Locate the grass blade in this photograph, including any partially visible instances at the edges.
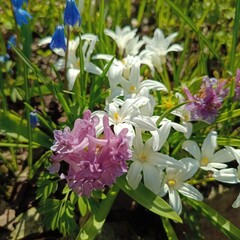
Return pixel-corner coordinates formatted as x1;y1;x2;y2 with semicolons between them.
165;0;224;68
185;198;240;240
229;0;240;73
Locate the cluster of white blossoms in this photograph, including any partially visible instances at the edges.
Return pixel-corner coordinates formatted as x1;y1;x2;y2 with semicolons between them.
42;25;240;214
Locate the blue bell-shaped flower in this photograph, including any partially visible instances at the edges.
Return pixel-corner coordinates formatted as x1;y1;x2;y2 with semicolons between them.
50;25;66;51
64;0;81;27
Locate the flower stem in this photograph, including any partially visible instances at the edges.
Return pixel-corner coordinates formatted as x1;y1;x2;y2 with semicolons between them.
64;25;70;90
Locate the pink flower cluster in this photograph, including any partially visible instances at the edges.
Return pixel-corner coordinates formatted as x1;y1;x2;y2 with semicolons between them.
49;110;131;197
184;76;228;124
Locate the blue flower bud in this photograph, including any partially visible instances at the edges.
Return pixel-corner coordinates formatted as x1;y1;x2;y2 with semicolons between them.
11;0;28;8
50;25;66;51
30;111;39;128
64;0;81;27
13;7;32;26
7;35;17;50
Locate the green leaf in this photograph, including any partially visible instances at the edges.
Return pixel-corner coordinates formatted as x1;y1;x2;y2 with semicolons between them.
217;137;240;147
0;111;52;148
39;199;78;237
76;185;119;240
217;109;240;123
78;197;88;217
39;199;62;231
60;200;78;236
162;217;178;240
185;198;240;240
116;175;182;223
36;174;58;201
229;0;240;72
32;150;52;176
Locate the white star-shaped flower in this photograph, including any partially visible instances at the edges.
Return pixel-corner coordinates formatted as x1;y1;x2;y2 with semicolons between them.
159;158;203;214
126;129;182;194
142;28;183;73
104;26;139;56
212;146;240;208
39;34;102;90
182;131;235;172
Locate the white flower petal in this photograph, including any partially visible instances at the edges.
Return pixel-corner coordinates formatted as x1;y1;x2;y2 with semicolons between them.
176;158;199;181
206;162;228;169
126;161;143;190
133;128;144;155
166;44;183;53
54;59;65;70
178;182;203;201
153;120;171;151
171;121;187;133
92;53;114;61
53;48;65;57
201;131;217;158
85;62;102;75
143;164;161;194
140;80;168;92
211;149;235;163
232;193;240;208
182;140;201;161
158;183;168;197
131;115;157;131
225;146;240;164
213;168;239;184
67;69;80;90
183;122;192;139
38;36;52;46
168;189;182;214
148;152;183;169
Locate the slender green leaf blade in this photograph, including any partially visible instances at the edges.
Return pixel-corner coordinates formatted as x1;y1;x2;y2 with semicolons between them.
117;176;182;223
185;198;240;240
162;217;179;240
77;185;119;240
0;111;52;148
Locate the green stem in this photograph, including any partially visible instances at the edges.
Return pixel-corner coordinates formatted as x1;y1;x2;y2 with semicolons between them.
64;25;70;90
0;64;7;113
23;64;33;179
187;177;215;185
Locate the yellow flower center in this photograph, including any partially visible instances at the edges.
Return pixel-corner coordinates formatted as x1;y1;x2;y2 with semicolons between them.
167;179;176;187
183;112;190;122
200;157;209;166
139;153;147;162
113;112;120;122
129;85;136;93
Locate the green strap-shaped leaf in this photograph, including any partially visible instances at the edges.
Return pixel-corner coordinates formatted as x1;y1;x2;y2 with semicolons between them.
76;185;119;240
162;217;179;240
185;198;240;240
0;111;52;148
117;175;182;223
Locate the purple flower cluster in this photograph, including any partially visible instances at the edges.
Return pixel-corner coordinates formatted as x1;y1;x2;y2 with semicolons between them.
49;110;131;197
184;77;228;124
